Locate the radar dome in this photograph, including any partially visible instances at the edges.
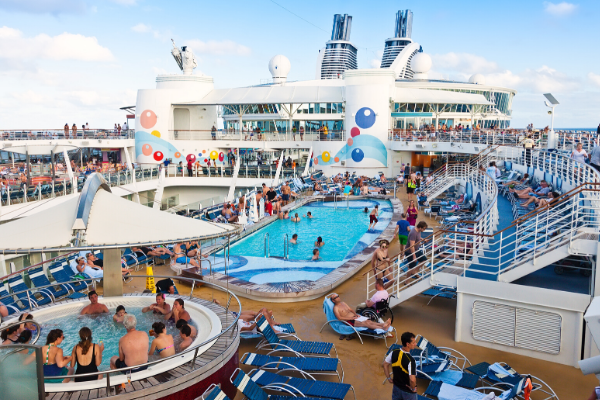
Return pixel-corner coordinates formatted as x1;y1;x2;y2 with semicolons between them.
411;53;432;73
469;74;486;85
269;55;291;84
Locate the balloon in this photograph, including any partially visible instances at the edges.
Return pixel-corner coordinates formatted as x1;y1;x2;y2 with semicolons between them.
174;152;181;158
218;152;224;162
140;110;158;129
334;157;339;162
186;154;196;162
351;148;364;162
347;138;353;146
142;144;153;156
151;130;161;138
355;107;376;129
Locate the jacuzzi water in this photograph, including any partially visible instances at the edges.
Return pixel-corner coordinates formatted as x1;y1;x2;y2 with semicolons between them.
39;307;196;371
214;199;393;284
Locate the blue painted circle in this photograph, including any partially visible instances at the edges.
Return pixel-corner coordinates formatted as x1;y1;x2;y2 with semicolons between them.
351;148;365;162
355;107;376;129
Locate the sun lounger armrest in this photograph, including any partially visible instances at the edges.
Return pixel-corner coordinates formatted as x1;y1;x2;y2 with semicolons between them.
32;289;55;302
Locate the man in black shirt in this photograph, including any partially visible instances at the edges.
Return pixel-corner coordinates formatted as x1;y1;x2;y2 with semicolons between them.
383;331;418;399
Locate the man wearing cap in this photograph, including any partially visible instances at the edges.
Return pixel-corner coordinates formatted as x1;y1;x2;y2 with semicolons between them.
80;291;109;315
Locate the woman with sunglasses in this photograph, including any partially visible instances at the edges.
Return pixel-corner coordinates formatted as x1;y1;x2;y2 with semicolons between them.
42;329;74;383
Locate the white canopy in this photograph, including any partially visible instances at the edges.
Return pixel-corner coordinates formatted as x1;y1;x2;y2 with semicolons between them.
1;144;79;155
394;88;492;105
0;181;237;252
175;85;344;106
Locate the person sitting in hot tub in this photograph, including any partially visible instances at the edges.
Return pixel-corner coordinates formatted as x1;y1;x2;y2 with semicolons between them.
142;292;172;315
314;236;325;247
164;298;191;323
110;315;149;373
149;322;175;359
173;242;200;268
176;319;197;338
113;305;127;323
178;325;193;351
42;329;74;383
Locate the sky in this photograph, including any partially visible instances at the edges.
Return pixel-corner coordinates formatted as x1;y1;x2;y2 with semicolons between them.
0;0;598;129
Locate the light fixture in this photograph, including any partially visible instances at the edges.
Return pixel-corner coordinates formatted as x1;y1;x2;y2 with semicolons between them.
543;93;559;149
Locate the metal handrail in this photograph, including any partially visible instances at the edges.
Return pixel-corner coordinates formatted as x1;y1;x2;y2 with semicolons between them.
0;319;42;345
0;251;78;281
0;275;241;395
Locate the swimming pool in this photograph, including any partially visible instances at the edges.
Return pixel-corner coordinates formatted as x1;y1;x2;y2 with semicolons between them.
214;199;392;284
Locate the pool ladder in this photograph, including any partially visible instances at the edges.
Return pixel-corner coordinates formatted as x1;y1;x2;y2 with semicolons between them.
283;233;289;260
264;232;270;258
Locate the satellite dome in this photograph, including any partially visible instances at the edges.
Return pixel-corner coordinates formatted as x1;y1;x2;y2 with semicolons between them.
411;52;432;74
268;55;291;84
469;74;486;85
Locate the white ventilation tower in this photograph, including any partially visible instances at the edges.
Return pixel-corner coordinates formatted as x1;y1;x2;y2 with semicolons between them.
411;52;432;80
269;55;291;84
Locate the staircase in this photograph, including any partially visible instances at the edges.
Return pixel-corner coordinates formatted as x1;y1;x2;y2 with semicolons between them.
369;182;600;308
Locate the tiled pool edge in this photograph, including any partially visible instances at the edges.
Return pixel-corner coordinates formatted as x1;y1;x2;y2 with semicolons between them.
202;196;402;302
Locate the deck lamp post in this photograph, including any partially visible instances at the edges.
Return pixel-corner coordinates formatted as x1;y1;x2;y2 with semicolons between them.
543;93;559;149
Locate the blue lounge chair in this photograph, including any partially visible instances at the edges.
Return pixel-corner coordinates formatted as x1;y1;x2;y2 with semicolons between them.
421;286;457;305
231;368;354;400
466;362;558;399
423;379;524;400
255;315;337;358
240;352;344;382
48;260;89;297
319;294;397;346
241;322;299;341
27;266;69;300
386;335;471;370
0;283;27;315
7;274;52;308
199;384;231;400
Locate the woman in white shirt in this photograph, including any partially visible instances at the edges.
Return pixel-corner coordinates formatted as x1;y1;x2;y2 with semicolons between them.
571;143;588;164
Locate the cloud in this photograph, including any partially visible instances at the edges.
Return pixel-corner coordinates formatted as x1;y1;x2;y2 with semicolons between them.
131;23;151;33
187;39;251;56
0;0;87;15
430;52;580;93
588;72;600;88
369;50;383;69
0;26;114;62
543;1;578;16
11;90;48;104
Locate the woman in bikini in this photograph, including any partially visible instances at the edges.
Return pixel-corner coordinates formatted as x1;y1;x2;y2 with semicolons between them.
149;322;175;359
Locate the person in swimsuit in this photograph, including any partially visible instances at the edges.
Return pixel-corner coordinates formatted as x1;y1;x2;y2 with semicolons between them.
80;291;109;315
148;322;175;359
164;298;191;323
314;236;325;247
0;302;7;322
173;243;200;268
42;329;74;383
291;213;301;222
281;182;291;205
312;248;320;260
371;240;394;287
113;305;127;323
304;211;313;219
70;327;103;382
331;294;391;336
368;205;379;231
110;315;149;373
179;325;193;351
1;325;19;345
290;234;298;244
221;204;239;222
176;319;197;338
142;293;172;315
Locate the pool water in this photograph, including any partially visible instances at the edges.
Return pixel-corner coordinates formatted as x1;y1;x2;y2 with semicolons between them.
215;199;393;283
38;307;194;371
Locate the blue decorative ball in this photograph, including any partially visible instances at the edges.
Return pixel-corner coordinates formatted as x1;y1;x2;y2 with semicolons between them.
355;107;376;129
351;148;365;162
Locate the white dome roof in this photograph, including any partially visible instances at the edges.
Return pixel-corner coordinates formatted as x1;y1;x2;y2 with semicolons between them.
411;52;432;74
469;74;486;85
268;55;291;79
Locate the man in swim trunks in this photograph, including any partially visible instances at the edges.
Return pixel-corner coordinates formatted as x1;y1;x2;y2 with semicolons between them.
173;243;200;268
142;293;171;315
281;182;291;205
332;294;391;335
165;298;190;323
80;291;109;315
110;315;149;373
368;205;379;231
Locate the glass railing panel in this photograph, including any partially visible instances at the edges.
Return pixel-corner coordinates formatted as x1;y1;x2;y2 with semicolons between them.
0;346;43;400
